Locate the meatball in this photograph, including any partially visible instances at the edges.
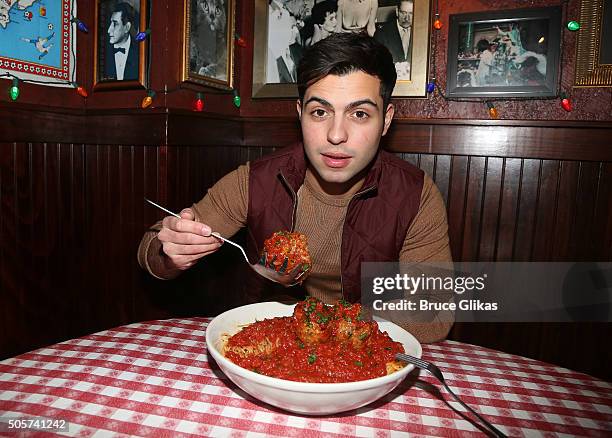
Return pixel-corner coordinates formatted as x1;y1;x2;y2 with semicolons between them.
292;297;333;345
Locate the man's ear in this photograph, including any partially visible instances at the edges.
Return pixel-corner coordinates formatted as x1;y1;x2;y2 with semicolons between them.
381;103;395;136
296;99;302;119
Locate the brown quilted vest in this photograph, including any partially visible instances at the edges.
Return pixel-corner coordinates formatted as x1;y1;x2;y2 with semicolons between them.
245;143;424;303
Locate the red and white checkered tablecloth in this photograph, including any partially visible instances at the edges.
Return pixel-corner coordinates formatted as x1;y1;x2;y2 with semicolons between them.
0;317;610;437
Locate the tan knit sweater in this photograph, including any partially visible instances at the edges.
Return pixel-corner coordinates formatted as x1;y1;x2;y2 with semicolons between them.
138;163;453;342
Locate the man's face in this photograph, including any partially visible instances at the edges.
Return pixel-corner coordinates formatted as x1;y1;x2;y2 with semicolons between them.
296;71;394;195
107;11;131;45
284;0;313;20
396;1;413;29
322;11;337;32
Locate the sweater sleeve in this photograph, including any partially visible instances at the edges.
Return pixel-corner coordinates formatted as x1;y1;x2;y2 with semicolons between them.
397;173;454;343
401;173;452;263
136;163;249;279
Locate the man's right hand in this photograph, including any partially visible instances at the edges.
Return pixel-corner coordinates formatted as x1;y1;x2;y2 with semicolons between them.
156;208;223;271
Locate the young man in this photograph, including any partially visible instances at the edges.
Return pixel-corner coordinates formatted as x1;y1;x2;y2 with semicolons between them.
138;33;452;342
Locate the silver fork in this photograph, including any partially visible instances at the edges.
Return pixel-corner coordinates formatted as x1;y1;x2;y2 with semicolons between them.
144;198;308;286
396;352;507;437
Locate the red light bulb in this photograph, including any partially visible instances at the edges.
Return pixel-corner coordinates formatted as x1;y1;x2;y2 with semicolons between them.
193;93;204;112
561;98;571;112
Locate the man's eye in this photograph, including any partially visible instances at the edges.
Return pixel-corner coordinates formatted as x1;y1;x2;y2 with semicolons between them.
312;109;327;117
353;110;369;119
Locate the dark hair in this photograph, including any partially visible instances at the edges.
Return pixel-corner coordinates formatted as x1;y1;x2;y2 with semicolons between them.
113;2;135;26
397;0;414;7
310;0;337;26
297;32;396;108
476;39;490;53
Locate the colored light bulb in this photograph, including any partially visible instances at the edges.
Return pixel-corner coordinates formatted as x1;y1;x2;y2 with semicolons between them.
9;78;19;101
71;17;89;33
232;89;241;108
141;90;156;108
72;82;88;97
77;21;88;33
561;98;572;112
194;93;204;112
426;81;435;93
136;29;150;42
486;102;498;119
433;18;443;30
236;36;246;47
567;21;580;31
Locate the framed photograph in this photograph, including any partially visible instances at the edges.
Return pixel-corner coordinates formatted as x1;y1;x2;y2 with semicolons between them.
94;0;149;90
575;0;612;87
252;0;431;98
181;0;235;90
446;6;561;98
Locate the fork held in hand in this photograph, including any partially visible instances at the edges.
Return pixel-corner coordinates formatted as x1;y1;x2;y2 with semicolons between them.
144;198;306;287
396;353;507;438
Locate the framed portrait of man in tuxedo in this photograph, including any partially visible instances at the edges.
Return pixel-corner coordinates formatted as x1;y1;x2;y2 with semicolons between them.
94;0;149;90
252;0;431;98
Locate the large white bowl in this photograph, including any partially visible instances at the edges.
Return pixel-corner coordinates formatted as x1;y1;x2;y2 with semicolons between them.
205;302;422;415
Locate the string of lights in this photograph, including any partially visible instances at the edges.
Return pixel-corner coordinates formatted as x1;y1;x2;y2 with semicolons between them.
5;3;577;115
2;0;243;112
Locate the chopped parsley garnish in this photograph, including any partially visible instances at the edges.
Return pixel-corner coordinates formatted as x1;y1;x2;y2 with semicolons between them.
316;312;330;324
297;340;305;349
358;332;369;340
354;361;363;367
308;353;317;364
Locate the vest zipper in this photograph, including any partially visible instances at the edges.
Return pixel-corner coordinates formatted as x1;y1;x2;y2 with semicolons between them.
279;172;298;231
340;185;377;299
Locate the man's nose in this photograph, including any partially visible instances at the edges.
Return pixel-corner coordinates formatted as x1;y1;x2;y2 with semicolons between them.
327;117;348;145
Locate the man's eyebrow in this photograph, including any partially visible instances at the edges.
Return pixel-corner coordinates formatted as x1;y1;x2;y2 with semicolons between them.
303;96;332;108
304;97;379;110
345;99;378;110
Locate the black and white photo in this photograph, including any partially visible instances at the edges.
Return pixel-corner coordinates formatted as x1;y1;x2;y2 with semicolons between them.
94;0;148;89
253;0;431;97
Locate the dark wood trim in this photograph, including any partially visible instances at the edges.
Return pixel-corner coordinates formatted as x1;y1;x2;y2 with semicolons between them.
4;104;612;158
384;124;612;161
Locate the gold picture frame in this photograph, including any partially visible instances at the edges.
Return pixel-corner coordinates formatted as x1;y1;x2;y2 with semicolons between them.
574;0;612;87
252;0;431;98
93;0;149;91
181;0;235;90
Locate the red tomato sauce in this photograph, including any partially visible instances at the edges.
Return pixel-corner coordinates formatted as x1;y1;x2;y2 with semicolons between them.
224;298;405;383
262;231;311;276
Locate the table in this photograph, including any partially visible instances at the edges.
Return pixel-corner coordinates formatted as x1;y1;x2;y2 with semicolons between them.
1;317;610;437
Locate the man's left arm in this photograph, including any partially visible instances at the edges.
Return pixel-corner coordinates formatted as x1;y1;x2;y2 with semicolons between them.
398;173;454;342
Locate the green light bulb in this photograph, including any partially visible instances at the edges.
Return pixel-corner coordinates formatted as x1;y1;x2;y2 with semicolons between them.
233;95;241;108
567;21;580;31
9;79;19;101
